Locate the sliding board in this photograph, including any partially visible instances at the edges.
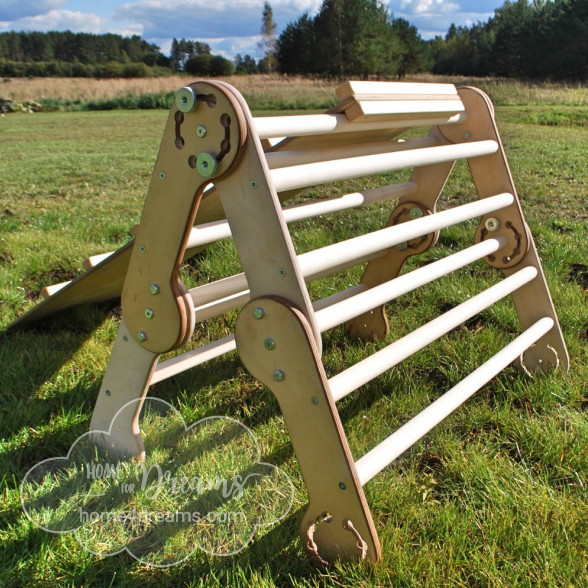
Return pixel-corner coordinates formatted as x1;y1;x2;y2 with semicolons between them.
8;80;569;564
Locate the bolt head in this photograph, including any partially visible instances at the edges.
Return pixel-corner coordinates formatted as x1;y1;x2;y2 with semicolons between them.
144;307;154;319
485;217;500;232
409;206;423;220
197;125;207;138
176;87;197;113
253;307;265;319
196;152;218;178
273;370;285;382
311;397;319;405
159;171;166;180
150;284;160;295
278;268;287;277
137;331;147;342
250;180;258;189
105;389;111;396
396;241;408;251
338;482;347;490
264;338;276;351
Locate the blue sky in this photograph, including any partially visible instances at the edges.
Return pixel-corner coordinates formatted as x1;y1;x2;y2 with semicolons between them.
0;1;505;60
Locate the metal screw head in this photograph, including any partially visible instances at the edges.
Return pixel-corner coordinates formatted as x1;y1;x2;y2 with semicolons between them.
273;370;285;382
144;307;154;319
250;180;258;189
264;338;275;351
396;241;408;251
253;307;265;319
137;331;147;342
139;244;146;253
463;131;471;139
196;125;207;138
338;482;346;490
196;152;218;178
159;171;166;180
150;284;160;295
278;268;287;277
485;217;501;232
311;397;319;405
105;389;111;396
409;206;423;220
176;87;197;113
122;335;128;342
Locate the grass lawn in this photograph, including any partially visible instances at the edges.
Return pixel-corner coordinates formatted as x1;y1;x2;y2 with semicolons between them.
0;87;587;587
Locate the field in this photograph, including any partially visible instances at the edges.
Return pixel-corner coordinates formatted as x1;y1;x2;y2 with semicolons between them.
0;76;587;587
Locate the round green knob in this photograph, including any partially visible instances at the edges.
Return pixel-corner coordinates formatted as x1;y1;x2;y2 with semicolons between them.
196;152;218;178
176;87;197;113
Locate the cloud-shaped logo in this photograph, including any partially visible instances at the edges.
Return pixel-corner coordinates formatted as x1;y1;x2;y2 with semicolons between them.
20;398;294;567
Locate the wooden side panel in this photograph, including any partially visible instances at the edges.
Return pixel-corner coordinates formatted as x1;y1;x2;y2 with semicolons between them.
236;297;380;563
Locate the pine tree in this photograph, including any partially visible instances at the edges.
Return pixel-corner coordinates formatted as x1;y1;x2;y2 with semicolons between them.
259;2;278;73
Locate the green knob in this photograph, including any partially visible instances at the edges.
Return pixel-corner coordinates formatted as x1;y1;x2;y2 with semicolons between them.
196;152;218;178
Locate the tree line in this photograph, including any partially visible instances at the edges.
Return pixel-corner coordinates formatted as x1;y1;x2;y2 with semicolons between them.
0;0;586;81
277;0;587;80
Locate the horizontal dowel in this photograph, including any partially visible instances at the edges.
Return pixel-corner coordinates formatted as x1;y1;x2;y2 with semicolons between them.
328;265;538;401
253;112;466;140
190;193;514;315
315;237;506;332
186;182;418;250
296;193;513;282
354;316;555;486
271;140;498;192
265;137;438;170
151;334;236;385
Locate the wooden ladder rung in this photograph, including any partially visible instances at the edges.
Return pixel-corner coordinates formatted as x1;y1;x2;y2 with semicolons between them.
354;316;555;486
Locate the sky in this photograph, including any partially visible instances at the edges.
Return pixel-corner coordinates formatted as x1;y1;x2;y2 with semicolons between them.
0;1;506;60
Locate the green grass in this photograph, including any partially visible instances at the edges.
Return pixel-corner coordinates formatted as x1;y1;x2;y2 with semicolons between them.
0;96;587;587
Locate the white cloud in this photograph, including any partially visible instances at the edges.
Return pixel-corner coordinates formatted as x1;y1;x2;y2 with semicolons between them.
0;0;66;22
400;0;459;14
0;10;108;33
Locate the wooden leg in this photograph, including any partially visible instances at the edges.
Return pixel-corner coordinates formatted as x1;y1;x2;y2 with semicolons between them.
235;297;380;563
89;319;158;459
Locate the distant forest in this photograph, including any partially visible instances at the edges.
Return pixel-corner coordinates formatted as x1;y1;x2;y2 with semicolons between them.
0;0;586;81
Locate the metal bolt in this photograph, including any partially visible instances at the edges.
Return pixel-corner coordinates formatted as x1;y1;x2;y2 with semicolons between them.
253;307;265;319
122;335;128;342
264;338;275;351
278;268;287;277
144;307;154;319
159;171;166;180
150;284;160;295
137;331;147;342
139;244;146;253
463;131;471;139
196;152;218;178
396;241;408;251
273;370;285;382
196;125;207;138
485;217;501;232
311;397;319;405
409;206;423;220
250;180;258;189
176;87;197;113
338;482;346;490
105;389;111;396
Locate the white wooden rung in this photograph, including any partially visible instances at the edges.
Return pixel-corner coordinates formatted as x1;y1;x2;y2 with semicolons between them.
271;140;498;192
253;112;466;140
315;237;506;332
151;334;236;385
186;182;418;250
354;316;555;486
296;193;513;282
265;137;438;170
189;193;515;316
328;265;539;401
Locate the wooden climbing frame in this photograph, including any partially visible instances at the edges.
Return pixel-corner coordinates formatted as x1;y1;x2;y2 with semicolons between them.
10;79;568;564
